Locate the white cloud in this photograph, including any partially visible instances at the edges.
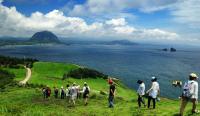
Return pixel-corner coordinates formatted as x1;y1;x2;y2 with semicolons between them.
0;2;179;43
171;0;200;28
67;0;179;16
105;18;126;26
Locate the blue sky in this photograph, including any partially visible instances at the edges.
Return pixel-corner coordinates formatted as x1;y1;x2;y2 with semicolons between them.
0;0;200;45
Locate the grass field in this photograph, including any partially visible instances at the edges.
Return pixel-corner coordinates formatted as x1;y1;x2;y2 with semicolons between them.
0;62;199;116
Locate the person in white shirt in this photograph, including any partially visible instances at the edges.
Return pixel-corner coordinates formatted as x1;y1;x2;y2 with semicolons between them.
82;82;90;106
179;73;199;116
66;84;70;102
69;83;80;106
146;76;160;109
137;80;146;108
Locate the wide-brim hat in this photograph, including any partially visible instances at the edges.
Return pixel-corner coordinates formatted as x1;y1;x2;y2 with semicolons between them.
190;73;198;78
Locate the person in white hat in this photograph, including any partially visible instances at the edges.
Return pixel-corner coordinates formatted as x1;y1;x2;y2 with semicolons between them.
146;76;160;109
179;73;199;116
69;82;80;106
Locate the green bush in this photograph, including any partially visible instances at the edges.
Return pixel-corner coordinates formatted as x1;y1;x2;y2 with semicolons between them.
64;68;108;79
0;69;15;89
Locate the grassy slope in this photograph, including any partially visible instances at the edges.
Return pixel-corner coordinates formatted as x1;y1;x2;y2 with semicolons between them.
0;62;199;116
1;68;26;81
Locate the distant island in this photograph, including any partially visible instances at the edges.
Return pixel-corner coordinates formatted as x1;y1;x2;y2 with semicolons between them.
0;31;62;46
29;31;60;44
162;47;177;52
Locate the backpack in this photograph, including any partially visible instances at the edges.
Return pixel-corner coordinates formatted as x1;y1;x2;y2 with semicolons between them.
182;81;194;98
84;87;90;94
71;87;75;95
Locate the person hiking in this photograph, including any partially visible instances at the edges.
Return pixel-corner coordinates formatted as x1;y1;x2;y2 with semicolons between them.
137;80;146;108
146;76;160;109
54;87;59;98
82;82;90;106
47;86;51;98
77;84;81;99
69;83;80;106
108;78;113;85
179;73;199;116
60;86;65;99
66;84;71;102
108;80;116;108
42;87;46;99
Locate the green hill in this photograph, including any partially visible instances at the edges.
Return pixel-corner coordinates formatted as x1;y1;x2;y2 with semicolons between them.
0;62;199;116
29;31;60;43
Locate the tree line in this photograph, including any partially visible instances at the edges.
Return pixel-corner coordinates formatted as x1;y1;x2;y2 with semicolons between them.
0;55;38;68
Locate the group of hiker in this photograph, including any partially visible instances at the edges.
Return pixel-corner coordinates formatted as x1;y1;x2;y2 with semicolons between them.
41;73;198;116
136;76;160;109
136;73;199;116
42;82;90;106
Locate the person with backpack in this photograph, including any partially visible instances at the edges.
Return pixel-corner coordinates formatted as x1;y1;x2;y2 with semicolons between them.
82;82;90;106
66;84;71;102
108;81;116;108
42;87;46;99
179;73;199;116
54;87;59;98
146;76;160;109
137;80;146;108
60;86;65;99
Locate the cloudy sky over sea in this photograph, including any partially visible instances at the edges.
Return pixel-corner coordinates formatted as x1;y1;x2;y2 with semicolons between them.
0;0;200;45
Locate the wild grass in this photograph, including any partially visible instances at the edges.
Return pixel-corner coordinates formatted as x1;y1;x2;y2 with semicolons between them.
0;62;199;116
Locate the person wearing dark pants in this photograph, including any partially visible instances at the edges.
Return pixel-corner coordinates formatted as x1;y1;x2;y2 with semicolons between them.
42;88;46;99
54;87;59;98
138;95;146;108
108;80;115;108
146;77;160;109
137;80;146;108
60;86;65;99
148;96;156;109
108;95;114;108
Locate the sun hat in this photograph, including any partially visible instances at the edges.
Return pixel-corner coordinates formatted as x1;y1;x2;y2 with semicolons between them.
152;76;156;80
190;73;198;78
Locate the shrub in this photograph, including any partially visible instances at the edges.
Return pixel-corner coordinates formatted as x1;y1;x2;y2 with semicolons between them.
64;68;108;79
0;69;15;89
99;90;107;95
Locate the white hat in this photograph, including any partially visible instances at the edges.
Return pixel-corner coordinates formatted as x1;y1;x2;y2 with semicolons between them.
84;82;87;84
61;86;63;89
190;73;198;78
152;76;156;80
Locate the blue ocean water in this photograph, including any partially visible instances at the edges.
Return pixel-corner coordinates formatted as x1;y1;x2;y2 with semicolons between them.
0;44;200;99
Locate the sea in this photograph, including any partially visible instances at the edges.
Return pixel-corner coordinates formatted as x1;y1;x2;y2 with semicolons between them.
0;44;200;99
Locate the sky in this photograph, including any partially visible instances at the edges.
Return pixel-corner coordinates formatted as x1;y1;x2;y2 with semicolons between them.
0;0;200;45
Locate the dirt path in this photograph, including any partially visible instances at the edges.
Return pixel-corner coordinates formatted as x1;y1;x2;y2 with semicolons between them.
19;66;32;85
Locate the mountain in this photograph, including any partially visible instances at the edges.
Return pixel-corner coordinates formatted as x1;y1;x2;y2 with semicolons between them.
29;31;60;43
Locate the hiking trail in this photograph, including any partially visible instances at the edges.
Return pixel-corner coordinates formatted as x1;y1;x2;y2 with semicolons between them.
19;66;32;85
